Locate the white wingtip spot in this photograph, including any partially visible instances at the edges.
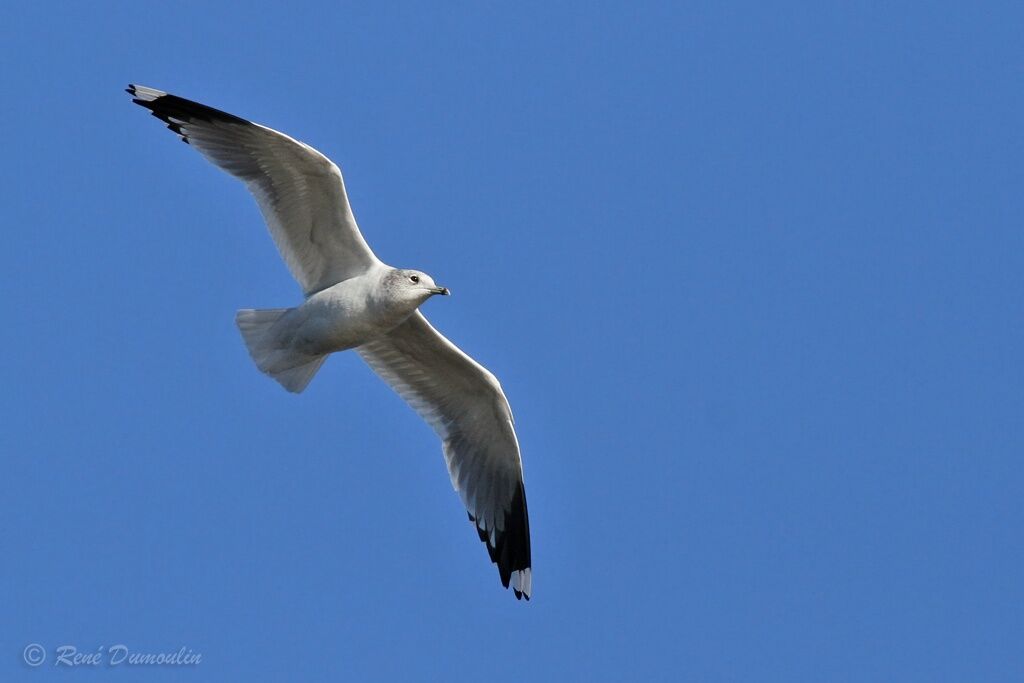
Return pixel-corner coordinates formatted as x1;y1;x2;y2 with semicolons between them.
128;84;166;101
512;568;531;600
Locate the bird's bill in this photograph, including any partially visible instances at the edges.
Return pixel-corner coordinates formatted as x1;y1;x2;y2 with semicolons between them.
431;287;451;296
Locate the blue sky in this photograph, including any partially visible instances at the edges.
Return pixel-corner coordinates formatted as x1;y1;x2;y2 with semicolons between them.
2;2;1022;680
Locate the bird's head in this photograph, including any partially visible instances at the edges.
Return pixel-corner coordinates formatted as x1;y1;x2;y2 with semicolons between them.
386;268;450;305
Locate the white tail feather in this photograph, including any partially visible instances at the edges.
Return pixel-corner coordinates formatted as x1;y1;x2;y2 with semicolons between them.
235;308;326;393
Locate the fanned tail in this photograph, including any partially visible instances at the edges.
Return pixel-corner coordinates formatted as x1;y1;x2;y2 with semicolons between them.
235;308;326;393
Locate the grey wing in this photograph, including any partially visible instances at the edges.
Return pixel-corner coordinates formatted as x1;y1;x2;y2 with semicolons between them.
357;312;532;600
128;84;379;295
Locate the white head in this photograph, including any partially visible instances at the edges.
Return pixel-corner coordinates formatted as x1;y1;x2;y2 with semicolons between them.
382;268;450;306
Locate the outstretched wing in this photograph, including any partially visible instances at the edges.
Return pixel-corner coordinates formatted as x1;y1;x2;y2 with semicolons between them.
127;84;380;295
357;312;532;599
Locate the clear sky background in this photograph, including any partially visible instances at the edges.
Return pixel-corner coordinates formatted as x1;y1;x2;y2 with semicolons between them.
2;2;1021;681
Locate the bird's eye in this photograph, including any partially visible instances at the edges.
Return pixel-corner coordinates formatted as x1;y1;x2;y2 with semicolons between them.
410;275;420;283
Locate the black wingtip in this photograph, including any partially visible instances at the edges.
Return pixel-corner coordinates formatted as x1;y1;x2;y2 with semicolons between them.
125;84;252;144
469;481;531;599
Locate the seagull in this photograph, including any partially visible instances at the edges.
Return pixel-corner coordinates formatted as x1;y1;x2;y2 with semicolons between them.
126;84;531;600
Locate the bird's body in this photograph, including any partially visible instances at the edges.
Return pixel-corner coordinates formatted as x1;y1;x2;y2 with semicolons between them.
128;84;531;599
237;265;447;392
258;270;394;355
275;273;389;356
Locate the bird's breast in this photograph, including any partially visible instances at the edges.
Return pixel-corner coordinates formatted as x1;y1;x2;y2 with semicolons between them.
291;278;413;354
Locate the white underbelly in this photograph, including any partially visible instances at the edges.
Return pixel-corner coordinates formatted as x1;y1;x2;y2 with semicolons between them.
282;279;411;355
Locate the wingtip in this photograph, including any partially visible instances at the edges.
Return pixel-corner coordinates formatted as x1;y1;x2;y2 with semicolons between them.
511;567;532;601
467;484;532;600
125;84;167;103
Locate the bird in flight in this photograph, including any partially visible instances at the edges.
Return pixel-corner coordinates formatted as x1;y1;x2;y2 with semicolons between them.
126;84;531;600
